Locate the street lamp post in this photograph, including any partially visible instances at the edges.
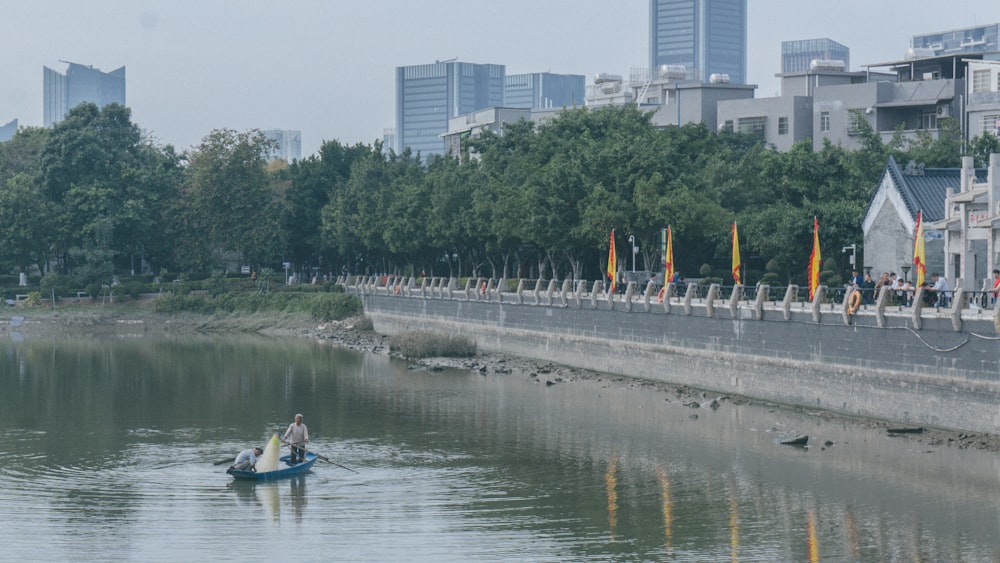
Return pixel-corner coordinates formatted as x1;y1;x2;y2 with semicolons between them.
842;244;857;273
901;265;911;284
627;235;638;272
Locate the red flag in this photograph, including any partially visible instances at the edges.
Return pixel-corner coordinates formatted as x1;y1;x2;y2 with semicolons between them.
913;211;926;287
731;222;742;284
808;217;821;300
607;229;617;293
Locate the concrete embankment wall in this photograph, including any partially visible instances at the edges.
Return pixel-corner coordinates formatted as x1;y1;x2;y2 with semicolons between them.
356;284;1000;435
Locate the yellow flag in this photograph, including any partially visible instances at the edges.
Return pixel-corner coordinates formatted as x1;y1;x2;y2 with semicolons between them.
808;217;821;300
913;211;926;287
607;229;617;293
664;226;674;284
731;222;741;284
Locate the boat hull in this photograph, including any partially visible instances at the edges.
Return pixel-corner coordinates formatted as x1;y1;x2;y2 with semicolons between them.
227;453;317;481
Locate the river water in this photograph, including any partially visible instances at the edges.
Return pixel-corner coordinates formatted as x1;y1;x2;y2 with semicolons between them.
0;334;997;562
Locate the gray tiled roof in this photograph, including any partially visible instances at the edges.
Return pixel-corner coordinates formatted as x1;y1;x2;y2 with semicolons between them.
884;156;988;223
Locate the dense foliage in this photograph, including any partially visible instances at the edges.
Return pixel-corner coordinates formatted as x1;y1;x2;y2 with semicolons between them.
0;101;989;290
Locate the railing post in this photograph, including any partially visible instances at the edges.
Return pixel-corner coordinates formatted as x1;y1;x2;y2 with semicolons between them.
728;283;743;319
811;285;827;323
705;283;719;318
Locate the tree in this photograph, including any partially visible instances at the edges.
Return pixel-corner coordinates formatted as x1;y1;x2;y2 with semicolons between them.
37;103;177;279
967;133;1000;168
185;129;283;270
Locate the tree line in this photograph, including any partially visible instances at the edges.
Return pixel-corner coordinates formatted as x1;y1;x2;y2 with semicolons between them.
1;101;997;288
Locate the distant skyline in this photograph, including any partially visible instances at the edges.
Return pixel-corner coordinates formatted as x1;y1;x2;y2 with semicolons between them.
2;1;998;158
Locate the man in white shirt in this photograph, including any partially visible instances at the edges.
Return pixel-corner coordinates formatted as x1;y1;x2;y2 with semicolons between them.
282;413;309;464
931;273;950;307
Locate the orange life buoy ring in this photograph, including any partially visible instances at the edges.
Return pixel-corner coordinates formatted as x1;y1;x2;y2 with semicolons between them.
657;286;667;303
848;289;862;314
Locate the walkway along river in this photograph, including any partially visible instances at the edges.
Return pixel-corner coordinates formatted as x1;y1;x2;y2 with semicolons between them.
349;276;1000;437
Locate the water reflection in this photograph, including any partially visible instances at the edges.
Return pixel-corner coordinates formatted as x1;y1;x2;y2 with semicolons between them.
604;456;618;541
0;334;998;561
229;477;308;523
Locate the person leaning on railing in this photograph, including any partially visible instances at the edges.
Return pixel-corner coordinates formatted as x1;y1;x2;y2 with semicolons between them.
992;270;1000;308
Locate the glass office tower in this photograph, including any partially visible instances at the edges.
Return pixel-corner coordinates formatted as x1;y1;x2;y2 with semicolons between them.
0;119;17;142
395;61;505;157
912;23;1000;55
43;62;125;127
649;0;746;83
781;38;850;73
504;73;586;110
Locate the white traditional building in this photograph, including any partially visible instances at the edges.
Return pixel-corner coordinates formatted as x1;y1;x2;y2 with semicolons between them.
929;153;1000;293
862;154;1000;292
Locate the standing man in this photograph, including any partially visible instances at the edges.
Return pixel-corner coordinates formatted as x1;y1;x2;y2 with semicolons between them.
282;413;309;464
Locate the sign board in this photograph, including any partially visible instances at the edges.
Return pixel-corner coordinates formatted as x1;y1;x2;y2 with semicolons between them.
282;262;291;269
969;209;990;227
241;266;251;274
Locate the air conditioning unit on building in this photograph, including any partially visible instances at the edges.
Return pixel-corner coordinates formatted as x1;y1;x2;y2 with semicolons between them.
936;104;951;118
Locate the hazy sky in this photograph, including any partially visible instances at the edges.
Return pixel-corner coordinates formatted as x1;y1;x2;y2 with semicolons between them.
3;1;999;157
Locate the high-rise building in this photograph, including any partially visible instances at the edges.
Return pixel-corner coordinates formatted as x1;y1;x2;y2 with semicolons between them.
504;73;586;110
649;0;746;84
263;129;302;162
395;61;505;156
781;38;850;73
912;23;1000;55
43;62;125;127
0;119;17;142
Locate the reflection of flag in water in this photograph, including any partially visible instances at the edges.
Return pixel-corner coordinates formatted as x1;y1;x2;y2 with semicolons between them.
731;222;741;284
663;226;674;284
808;217;821;300
607;229;617;293
913;210;926;287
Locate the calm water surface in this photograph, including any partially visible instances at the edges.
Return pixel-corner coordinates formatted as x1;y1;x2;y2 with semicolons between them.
0;334;997;562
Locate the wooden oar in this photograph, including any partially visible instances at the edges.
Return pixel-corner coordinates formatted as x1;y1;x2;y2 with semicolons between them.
284;441;358;473
213;457;234;466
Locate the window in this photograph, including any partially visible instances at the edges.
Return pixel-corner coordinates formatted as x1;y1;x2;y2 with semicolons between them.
778;116;789;135
920;112;937;130
980;114;1000;136
737;117;766;139
847;109;866;135
722;120;734;133
820;111;830;132
972;69;991;93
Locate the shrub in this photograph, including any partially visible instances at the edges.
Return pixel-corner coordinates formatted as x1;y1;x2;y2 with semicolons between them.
39;273;74;299
124;281;145;299
389;331;476;359
355;316;374;331
308;293;362;322
203;271;230;297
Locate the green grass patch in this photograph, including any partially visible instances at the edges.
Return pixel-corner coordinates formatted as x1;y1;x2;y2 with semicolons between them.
388;331;477;359
150;291;361;321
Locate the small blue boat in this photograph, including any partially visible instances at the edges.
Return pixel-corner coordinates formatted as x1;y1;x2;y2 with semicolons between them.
226;453;318;481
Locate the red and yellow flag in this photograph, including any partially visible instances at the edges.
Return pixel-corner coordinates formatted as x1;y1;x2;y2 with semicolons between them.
913;210;926;287
607;229;617;293
808;217;821;300
731;222;742;285
664;226;674;284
